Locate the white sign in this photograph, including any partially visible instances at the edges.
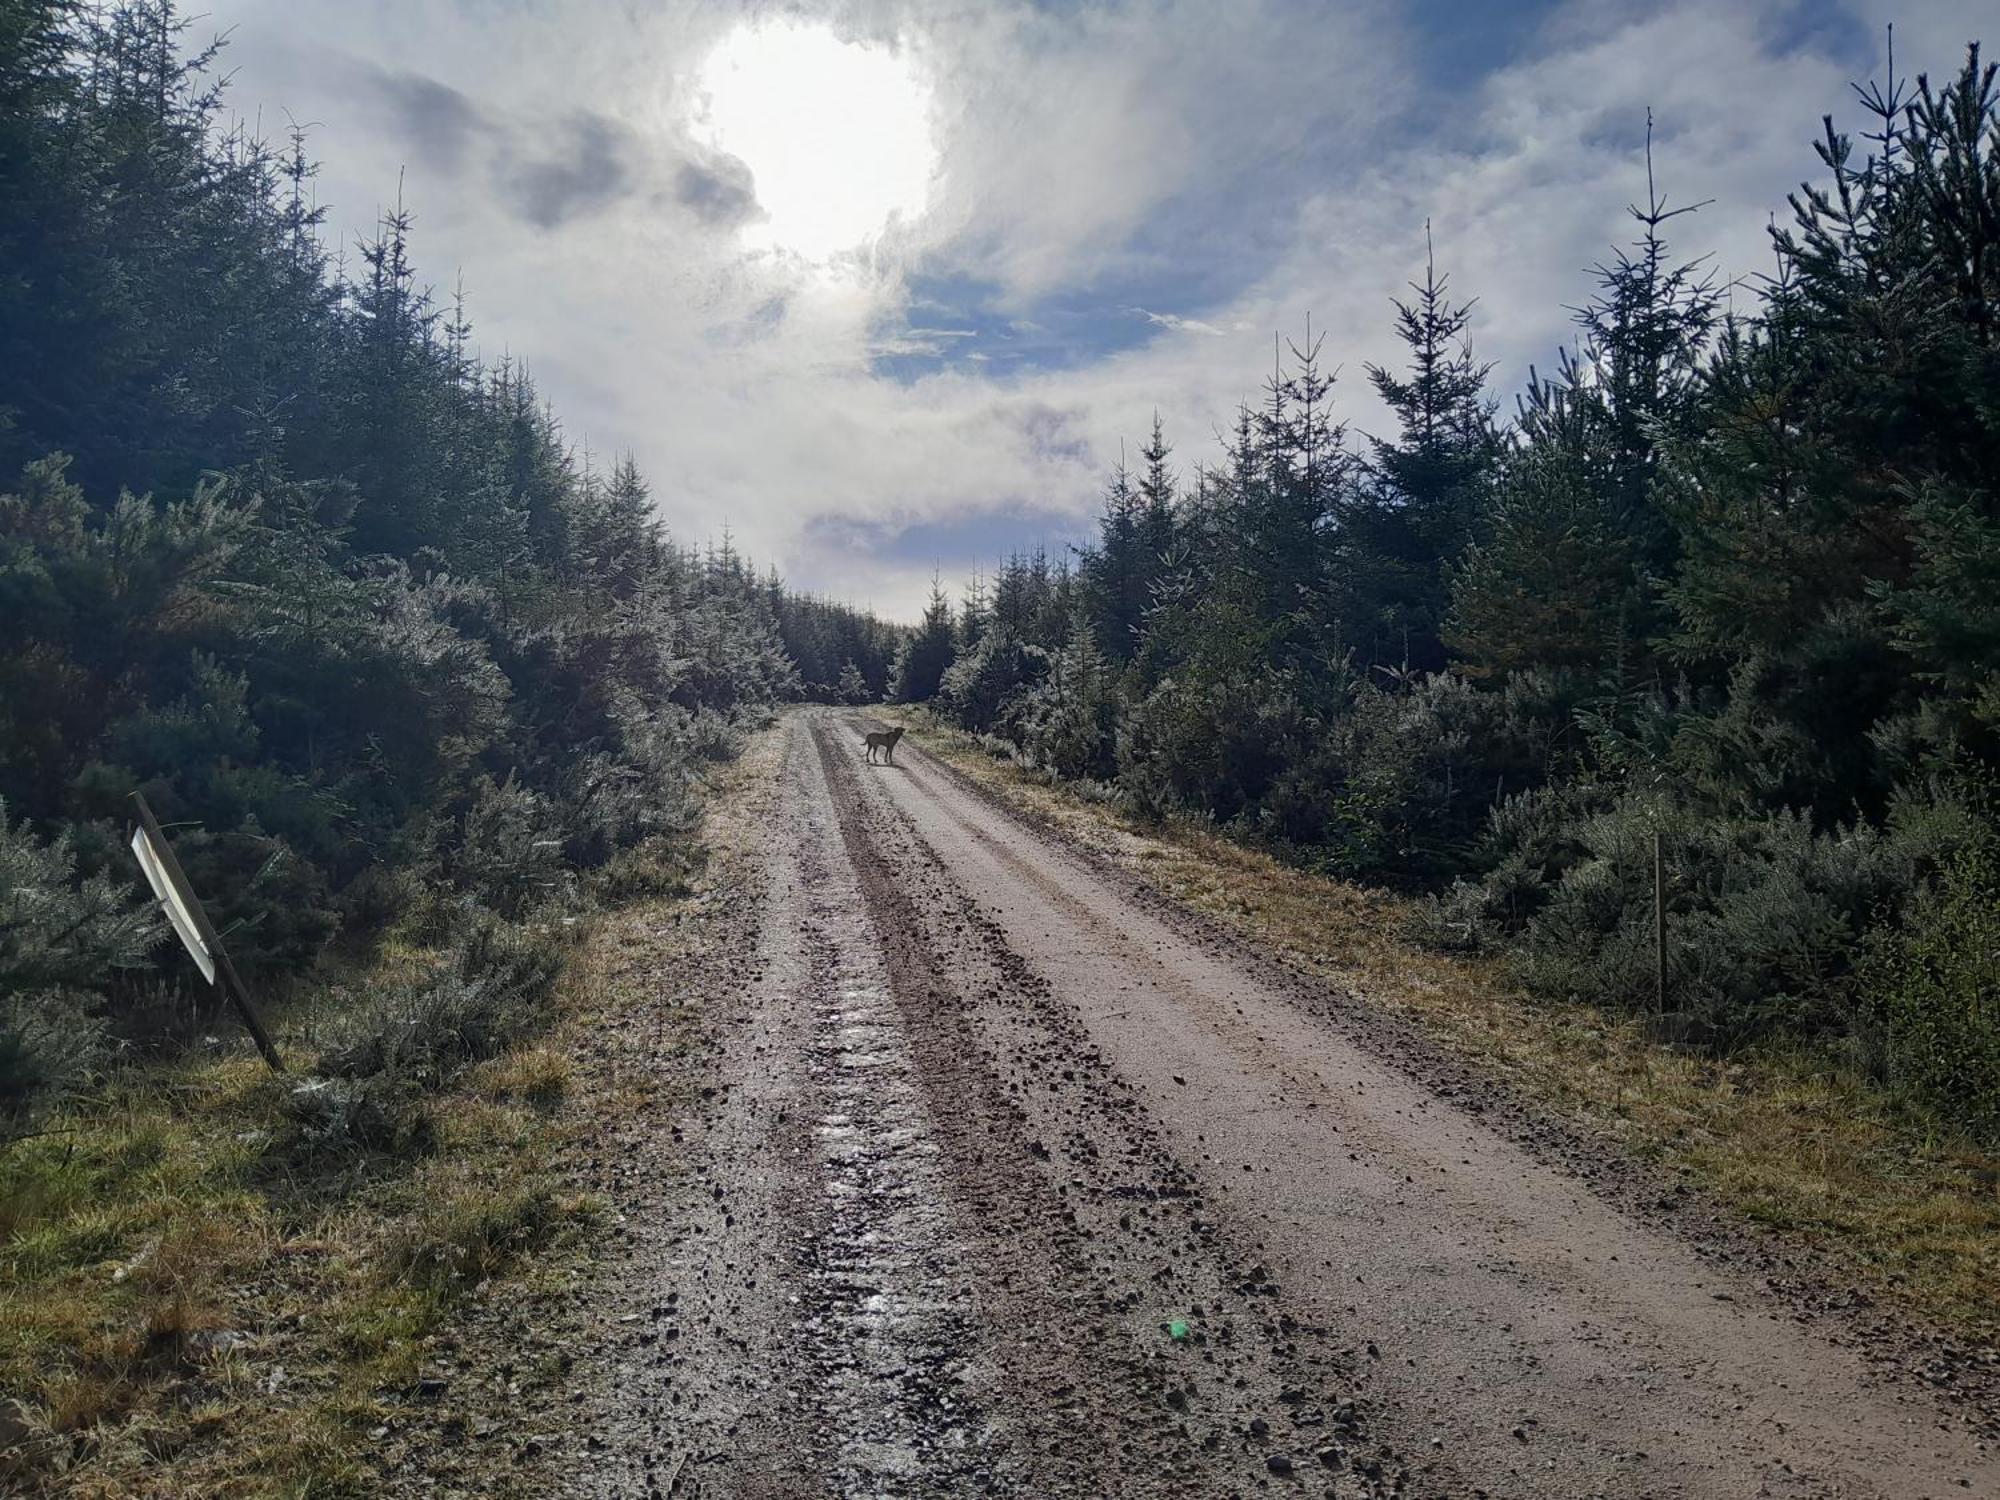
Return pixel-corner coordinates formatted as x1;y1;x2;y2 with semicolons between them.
130;824;217;986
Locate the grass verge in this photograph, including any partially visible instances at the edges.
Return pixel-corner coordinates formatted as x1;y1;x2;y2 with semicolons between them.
0;720;794;1500
885;707;2000;1342
0;949;604;1498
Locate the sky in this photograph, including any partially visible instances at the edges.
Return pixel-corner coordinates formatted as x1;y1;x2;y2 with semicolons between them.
198;0;1992;620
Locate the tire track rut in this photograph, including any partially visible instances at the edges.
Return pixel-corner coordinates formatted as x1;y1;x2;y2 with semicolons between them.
573;710;1399;1498
572;709;1997;1498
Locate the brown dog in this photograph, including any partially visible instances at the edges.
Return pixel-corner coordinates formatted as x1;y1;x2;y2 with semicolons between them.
863;726;906;764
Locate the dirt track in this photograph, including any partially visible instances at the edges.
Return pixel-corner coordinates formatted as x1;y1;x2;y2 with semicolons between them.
568;711;1999;1498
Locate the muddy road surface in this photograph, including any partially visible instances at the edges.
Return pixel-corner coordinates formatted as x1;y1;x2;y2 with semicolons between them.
569;711;1998;1499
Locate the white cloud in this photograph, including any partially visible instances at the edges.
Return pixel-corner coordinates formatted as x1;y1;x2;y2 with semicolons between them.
1134;309;1231;337
195;0;1981;619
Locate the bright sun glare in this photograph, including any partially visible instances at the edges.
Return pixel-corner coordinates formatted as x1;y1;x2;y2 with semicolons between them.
694;21;934;262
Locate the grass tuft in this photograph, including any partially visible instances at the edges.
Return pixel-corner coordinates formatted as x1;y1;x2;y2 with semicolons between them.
472;1044;573;1108
379;1181;592;1303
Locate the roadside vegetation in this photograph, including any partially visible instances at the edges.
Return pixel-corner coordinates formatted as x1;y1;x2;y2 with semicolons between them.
0;931;599;1496
0;803;734;1497
893;42;2000;1152
0;4;884;1492
5;0;1997;1483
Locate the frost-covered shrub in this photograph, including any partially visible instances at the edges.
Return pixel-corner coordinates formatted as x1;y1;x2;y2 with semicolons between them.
0;806;159;1123
317;905;563;1085
576;712;707;856
335;862;422;931
684;707;746;764
0;804;162;994
281;1072;432;1158
1018;632;1119;782
445;776;572;918
0;990;106;1127
288;906;565;1157
836;659;872;704
557;753;659;870
936;630;1040;738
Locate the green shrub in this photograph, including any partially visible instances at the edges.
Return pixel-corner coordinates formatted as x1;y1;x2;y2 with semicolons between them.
0;807;160;988
1506;797;1929;1042
444;777;572;919
0;990;106;1130
1117;673;1308;825
1017;631;1119;782
149;823;338;975
936;629;1040;738
1111;667;1581;882
1861;845;2000;1139
285;907;565;1159
0;4;836;1128
685;707;748;764
1298;671;1582;884
316;909;561;1086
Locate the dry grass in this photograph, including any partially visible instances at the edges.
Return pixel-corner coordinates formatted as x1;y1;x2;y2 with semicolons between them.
471;1044;574;1108
0;1024;599;1497
888;708;2000;1340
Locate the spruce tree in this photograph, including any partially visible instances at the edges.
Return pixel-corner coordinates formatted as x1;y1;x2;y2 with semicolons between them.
837;657;871;705
1083;454;1146;661
1446;363;1633;679
1212;325;1350;683
890;576;957;703
1136;413;1178;624
1347;227;1498;672
1572;113;1722;576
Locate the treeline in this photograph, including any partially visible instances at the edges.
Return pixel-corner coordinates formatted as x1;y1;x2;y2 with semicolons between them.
902;46;2000;1135
0;1;883;1125
774;588;904;703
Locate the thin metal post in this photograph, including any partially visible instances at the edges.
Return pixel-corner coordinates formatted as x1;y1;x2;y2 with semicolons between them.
1653;830;1667;1014
132;792;285;1073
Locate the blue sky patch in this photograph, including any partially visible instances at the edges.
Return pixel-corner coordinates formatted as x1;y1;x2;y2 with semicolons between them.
805;502;1089;573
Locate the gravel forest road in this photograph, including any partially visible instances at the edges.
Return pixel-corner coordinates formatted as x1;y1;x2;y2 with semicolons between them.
573;710;1999;1499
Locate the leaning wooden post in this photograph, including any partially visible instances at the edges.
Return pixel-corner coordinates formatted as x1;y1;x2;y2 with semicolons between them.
1653;829;1667;1015
130;792;285;1073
